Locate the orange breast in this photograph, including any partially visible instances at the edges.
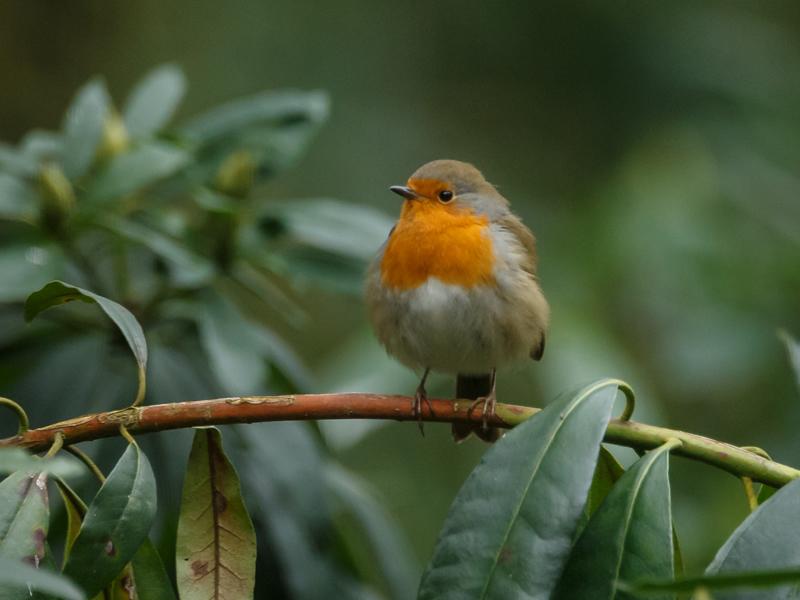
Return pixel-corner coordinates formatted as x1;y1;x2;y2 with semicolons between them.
380;200;495;290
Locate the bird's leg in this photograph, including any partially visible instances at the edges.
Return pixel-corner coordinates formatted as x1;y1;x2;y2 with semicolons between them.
413;368;433;435
465;369;497;431
481;369;498;430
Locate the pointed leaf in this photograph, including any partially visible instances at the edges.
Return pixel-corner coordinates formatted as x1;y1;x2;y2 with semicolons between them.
63;443;157;598
55;479;87;569
24;281;148;399
131;538;177;600
0;471;49;568
586;445;626;519
123;64;187;137
554;442;676;599
61;78;110;180
83;142;189;203
418;379;619;600
0;558;84;600
176;427;256;600
705;478;800;599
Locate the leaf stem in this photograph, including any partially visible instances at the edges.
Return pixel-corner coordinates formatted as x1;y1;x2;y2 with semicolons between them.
1;391;798;488
0;396;30;434
65;445;107;483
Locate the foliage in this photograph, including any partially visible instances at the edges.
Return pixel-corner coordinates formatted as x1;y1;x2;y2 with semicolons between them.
2;65;800;599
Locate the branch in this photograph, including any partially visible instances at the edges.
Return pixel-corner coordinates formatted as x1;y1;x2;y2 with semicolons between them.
1;394;797;488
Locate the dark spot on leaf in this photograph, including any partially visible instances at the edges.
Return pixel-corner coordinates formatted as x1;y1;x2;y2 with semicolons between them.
499;546;513;564
32;528;46;557
191;560;209;576
105;539;116;556
213;489;228;513
258;215;286;238
121;574;135;599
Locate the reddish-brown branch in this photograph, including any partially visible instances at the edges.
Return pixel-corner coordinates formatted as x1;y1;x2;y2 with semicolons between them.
1;393;799;488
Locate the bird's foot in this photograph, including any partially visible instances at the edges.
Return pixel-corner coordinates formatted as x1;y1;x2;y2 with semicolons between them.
412;378;434;436
467;388;497;432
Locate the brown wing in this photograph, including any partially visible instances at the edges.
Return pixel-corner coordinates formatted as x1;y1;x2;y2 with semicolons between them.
498;213;538;275
498;213;546;360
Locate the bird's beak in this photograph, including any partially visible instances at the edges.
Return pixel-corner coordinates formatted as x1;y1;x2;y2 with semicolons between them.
389;185;418;200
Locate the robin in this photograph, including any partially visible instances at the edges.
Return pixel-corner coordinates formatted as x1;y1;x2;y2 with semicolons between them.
366;159;549;441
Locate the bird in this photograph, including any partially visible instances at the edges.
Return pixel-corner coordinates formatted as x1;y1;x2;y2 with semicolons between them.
365;159;549;442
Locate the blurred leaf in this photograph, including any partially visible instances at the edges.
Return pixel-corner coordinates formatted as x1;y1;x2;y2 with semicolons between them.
267;246;367;294
418;380;618;599
198;289;310;393
180;90;329;183
55;478;87;569
261;199;393;262
63;443;157;598
0;144;37;178
620;569;800;596
61;78;110;180
0;448;80;478
100;216;213;288
234;422;334;598
83;141;190;203
123;64;187;137
554;442;675;599
20;131;63;165
130;538;177;600
181;90;328;143
705;478;800;599
0;558;84;600
0;471;49;570
0;244;66;303
176;427;256;600
779;330;800;393
325;464;417;600
24;281;148;400
0;174;37;223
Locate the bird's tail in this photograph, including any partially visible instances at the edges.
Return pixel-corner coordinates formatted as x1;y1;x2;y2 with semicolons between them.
452;373;503;443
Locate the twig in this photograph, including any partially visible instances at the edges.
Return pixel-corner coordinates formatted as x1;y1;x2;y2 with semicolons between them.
0;393;797;488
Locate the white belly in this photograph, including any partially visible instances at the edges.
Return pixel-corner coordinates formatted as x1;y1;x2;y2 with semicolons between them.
368;277;540;374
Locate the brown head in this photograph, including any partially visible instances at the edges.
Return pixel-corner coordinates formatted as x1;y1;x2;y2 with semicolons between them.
390;159;509;220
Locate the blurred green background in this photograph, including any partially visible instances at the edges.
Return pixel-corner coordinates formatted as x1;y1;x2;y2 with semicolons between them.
1;0;799;593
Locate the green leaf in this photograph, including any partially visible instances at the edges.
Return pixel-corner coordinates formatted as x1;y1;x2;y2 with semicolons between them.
0;448;80;478
0;471;49;568
620;569;800;596
123;64;187;137
130;538;177;600
0;558;84;600
234;423;334;598
705;478;800;599
20;130;62;165
554;441;676;599
325;464;418;600
25;281;147;403
180;90;329;183
0;143;37;177
585;445;626;519
779;330;800;392
261;199;394;262
83;141;190;203
63;443;157;598
61;78;110;180
181;90;329;143
757;484;777;505
417;379;619;600
100;216;214;288
55;479;87;569
0;245;66;303
176;427;256;600
0;174;37;223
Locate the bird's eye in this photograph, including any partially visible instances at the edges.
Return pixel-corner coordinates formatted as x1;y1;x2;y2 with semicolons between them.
438;190;453;202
